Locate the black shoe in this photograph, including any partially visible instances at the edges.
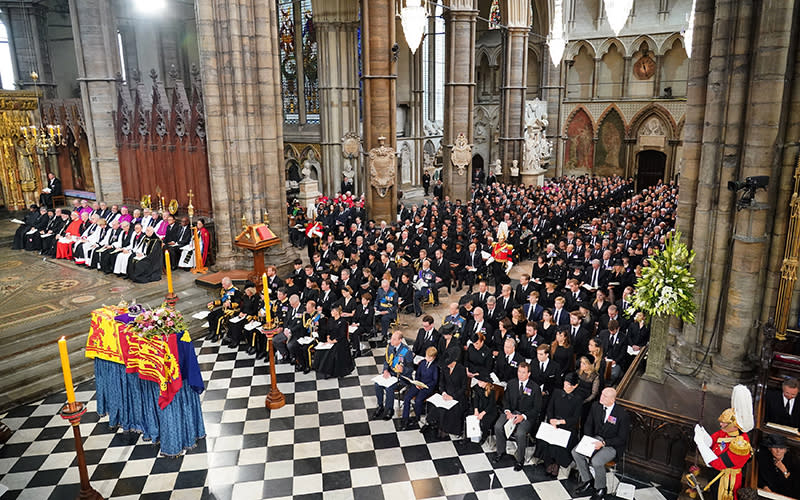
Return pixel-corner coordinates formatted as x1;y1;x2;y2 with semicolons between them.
256;350;267;360
433;302;440;307
303;367;311;375
478;432;488;446
246;347;256;355
574;481;595;496
383;410;394;421
419;424;430;434
492;453;505;464
513;462;524;471
399;418;408;430
372;407;385;419
415;311;422;317
437;429;448;439
590;488;607;500
456;285;463;292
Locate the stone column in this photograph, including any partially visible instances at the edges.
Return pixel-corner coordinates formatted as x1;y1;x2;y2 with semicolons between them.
410;46;425;188
498;0;531;182
195;0;297;270
621;56;631;97
443;0;477;202
652;55;663;97
712;0;797;386
592;57;601;98
1;2;56;97
361;0;397;223
313;0;360;196
540;54;563;175
68;0;121;202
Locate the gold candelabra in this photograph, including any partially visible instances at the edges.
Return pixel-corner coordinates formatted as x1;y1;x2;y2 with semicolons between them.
20;72;64;155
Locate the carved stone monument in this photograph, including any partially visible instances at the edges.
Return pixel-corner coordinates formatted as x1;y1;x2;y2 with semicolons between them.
368;136;396;199
521;99;553;186
450;132;472;176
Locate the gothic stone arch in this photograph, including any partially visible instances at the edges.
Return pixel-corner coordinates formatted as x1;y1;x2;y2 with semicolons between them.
628;105;679;185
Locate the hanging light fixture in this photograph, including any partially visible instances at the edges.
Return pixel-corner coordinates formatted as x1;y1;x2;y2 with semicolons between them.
683;0;697;57
547;0;567;65
603;0;634;36
401;0;427;55
20;71;64;155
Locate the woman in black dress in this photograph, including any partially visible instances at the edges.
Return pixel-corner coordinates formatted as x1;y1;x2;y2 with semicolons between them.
537;309;557;344
436;323;462;371
532;255;549;283
469;373;498;445
464;332;493;380
550;329;574;377
758;434;800;496
314;305;354;378
426;351;467;439
538;372;582;476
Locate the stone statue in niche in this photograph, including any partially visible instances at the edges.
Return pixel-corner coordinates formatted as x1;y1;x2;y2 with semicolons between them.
493;159;502;176
510;160;519;177
302;149;320;180
400;143;412;184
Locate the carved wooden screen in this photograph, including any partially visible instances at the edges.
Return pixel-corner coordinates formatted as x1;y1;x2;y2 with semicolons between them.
115;67;212;217
40;99;93;194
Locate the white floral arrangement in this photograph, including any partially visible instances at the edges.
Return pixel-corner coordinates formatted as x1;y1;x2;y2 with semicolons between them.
627;231;697;323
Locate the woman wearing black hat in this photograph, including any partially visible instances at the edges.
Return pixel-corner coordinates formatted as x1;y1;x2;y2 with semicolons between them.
424;350;467;439
314;305;354;379
465;332;493;381
758;434;799;496
469;373;498;445
538;372;582;477
436;323;462;371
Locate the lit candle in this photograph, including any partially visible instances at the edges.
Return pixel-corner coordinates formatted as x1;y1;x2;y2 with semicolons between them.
262;273;272;324
165;249;174;294
58;337;76;403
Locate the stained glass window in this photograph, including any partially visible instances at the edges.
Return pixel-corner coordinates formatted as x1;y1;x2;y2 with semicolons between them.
301;0;319;123
489;0;501;29
279;0;299;124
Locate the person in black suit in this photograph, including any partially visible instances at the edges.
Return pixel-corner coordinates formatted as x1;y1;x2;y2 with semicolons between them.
39;172;62;208
757;434;800;497
518;322;547;360
522;291;544;323
317;279;338;317
572;388;631;500
431;248;451;295
461;242;485;293
471;281;493;310
764;378;800;428
484;296;507;330
552;297;570;327
493;361;542;471
568;310;591;357
465;307;498;353
530;344;561;407
493;337;525;383
497;284;516;317
515;274;534;306
538;372;582;477
599;304;628;334
564;279;589;311
598;320;628;385
412;315;439;357
465;332;493;380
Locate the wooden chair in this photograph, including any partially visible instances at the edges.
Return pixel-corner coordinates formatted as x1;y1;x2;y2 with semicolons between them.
52;194;66;207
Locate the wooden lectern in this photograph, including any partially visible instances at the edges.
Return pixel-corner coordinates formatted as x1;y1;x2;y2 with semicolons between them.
234;222;281;287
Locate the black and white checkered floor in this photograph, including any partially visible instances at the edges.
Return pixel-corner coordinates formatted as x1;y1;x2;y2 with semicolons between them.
0;337;674;500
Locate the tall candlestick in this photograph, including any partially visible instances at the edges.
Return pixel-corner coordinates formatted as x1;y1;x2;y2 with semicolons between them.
165;249;174;294
58;337;76;403
262;273;272;324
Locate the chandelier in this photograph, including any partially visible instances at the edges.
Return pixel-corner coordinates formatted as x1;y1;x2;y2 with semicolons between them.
400;0;426;55
603;0;634;36
547;0;567;65
20;72;65;155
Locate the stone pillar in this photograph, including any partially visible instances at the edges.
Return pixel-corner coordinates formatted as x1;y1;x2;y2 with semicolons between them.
621;56;631;97
442;0;477;202
653;55;663;97
410;46;425;189
498;0;531;182
712;0;797;386
68;0;122;202
1;2;56;97
540;55;563;175
362;0;397;223
592;57;601;99
195;0;297;270
313;0;360;197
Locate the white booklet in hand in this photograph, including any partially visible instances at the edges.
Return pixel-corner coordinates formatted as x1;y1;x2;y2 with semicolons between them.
504;418;517;439
244;321;262;331
574;435;601;457
466;415;481;439
428;393;459;410
413;355;425;365
535;423;572;448
372;374;399;388
298;336;315;345
229;315;244;324
192;311;210;320
315;342;334;350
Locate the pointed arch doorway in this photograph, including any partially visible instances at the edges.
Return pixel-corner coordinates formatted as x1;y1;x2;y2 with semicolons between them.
637;150;666;190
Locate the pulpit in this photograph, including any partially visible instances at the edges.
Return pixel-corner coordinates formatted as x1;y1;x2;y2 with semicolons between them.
234;222;281;287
